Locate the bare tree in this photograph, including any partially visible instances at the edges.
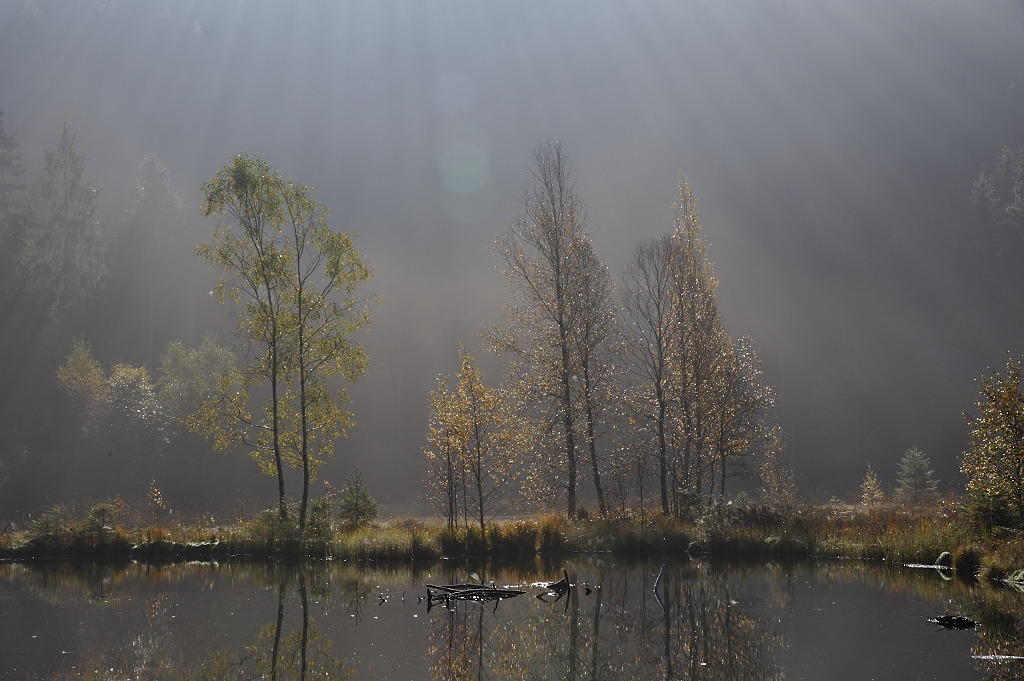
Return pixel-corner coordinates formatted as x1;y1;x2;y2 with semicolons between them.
621;235;674;513
571;240;621;517
489;140;589;518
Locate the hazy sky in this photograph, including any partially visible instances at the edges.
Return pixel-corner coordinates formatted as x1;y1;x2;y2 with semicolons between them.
2;0;1023;510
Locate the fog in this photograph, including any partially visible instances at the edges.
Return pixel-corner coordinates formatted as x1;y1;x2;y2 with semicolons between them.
1;0;1022;516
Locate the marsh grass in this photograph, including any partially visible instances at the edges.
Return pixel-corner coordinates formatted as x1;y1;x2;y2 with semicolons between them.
5;499;1024;581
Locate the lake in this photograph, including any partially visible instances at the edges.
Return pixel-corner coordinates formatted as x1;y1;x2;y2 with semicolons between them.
2;557;1022;679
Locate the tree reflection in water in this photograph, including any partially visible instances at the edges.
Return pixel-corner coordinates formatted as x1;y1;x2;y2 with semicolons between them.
427;562;781;681
9;558;1024;679
0;561;354;680
243;569;352;681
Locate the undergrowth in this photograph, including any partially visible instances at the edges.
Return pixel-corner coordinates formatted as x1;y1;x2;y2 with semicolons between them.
3;498;1023;581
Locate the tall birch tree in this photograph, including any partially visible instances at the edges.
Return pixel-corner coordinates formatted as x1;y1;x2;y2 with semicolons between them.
489;140;589;518
279;179;373;534
571;240;620;517
666;178;727;506
195;154;290;520
621;235;674;514
454;349;517;531
195;157;374;532
425;375;462;530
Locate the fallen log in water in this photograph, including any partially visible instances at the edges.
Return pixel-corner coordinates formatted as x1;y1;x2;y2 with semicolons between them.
425;583;526;610
928;614;978;630
533;569;571;601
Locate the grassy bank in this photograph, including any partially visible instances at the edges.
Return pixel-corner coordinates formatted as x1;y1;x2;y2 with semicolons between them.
3;500;1023;581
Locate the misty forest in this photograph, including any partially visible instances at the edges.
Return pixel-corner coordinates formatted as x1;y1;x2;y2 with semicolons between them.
3;1;1024;680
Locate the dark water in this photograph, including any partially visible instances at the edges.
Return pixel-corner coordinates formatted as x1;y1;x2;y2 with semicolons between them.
1;557;1022;680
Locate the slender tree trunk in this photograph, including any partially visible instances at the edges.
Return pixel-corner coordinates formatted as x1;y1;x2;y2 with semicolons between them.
590;568;602;681
297;279;309;536
461;461;469;530
148;286;154;372
559;333;578;518
475;445;485;534
476;606;484;681
553;242;577;519
300;573;309;681
271;339;286;522
271;580;285;681
568;575;579;681
471;390;486;533
657;391;669;514
582;363;607;518
585;400;605;518
446;436;456;531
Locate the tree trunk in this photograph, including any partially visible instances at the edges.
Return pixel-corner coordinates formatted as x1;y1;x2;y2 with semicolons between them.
300;573;309;681
270;341;286;522
585;397;606;518
658;392;669;515
271;580;286;681
561;341;577;519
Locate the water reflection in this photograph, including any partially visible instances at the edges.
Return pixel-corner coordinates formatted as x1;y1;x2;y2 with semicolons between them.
2;558;1022;679
424;562;781;681
249;571;352;681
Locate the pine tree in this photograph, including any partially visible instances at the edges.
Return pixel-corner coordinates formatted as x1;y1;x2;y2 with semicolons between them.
861;465;884;505
24;123;106;313
337;469;379;531
894;447;939;505
0;110;27;299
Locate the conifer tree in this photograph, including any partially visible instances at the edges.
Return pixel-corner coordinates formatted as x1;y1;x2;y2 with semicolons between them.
337;469;379;530
24;123;106;313
894;447;939;505
0;110;27;302
861;465;884;505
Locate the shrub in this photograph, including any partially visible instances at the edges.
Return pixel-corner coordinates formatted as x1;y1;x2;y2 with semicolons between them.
306;495;335;540
962;356;1024;525
86;502;120;542
338;470;379;531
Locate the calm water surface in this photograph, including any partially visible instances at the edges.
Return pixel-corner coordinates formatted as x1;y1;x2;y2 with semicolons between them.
1;557;1022;680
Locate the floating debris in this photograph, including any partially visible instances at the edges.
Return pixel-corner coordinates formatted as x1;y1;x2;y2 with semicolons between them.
534;570;571;601
972;655;1024;661
928;614;978;630
425;583;526;610
905;563;951;570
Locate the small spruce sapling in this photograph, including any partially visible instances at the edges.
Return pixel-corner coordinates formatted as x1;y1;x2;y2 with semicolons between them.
894;447;939;505
338;469;379;531
860;466;884;505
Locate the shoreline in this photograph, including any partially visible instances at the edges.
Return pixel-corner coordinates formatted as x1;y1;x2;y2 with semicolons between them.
3;502;1022;584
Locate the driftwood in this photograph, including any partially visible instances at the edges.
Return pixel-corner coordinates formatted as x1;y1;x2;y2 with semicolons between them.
425;583;526;610
928;614;979;630
424;569;588;611
535;570;571;602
